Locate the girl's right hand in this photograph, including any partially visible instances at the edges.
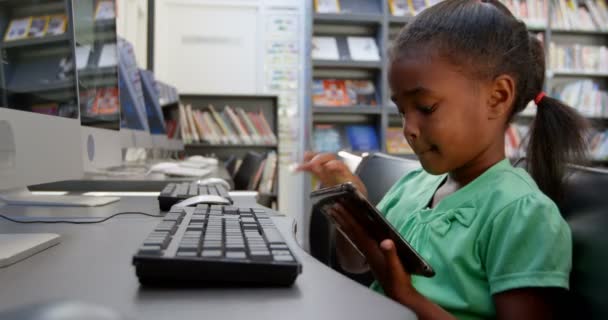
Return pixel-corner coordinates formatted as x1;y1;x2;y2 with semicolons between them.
296;151;368;196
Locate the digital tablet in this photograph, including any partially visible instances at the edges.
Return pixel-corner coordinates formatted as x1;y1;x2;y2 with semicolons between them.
311;182;435;277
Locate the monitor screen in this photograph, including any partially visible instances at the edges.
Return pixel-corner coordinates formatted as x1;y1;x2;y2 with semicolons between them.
140;69;166;135
117;38;149;132
0;2;78;119
73;0;120;130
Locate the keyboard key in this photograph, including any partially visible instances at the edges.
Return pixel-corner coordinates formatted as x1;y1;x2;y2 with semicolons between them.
139;245;162;256
226;251;246;259
160;183;176;195
176;251;197;257
201;250;222;257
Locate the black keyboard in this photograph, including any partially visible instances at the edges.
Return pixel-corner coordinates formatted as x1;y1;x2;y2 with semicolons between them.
133;205;302;286
158;182;231;211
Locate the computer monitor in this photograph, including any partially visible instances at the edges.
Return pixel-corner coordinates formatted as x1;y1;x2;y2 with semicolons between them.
118;38;152;149
140;69;169;149
73;0;122;172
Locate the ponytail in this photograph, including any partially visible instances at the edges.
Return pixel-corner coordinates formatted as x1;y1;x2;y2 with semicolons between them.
524;36;589;201
526;96;589;201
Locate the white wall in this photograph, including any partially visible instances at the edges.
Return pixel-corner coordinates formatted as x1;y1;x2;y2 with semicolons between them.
117;0;148;68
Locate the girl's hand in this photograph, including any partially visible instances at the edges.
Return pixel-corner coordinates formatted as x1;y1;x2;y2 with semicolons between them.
296;152;367;196
328;201;418;303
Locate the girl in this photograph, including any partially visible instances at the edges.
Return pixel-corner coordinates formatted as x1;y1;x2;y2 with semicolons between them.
298;1;588;319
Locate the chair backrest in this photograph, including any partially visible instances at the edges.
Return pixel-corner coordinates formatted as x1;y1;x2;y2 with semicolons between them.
559;165;608;319
309;152;422;285
233;151;266;190
355;153;421;206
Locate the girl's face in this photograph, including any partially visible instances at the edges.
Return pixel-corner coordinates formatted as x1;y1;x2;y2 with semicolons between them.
389;54;502;175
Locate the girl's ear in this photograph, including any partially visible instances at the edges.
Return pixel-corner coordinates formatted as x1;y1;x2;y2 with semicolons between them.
486;74;515;120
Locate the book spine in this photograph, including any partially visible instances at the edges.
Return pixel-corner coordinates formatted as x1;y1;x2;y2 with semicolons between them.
202;112;222;144
257;111;278;145
219;110;240;144
194;110;212;143
186;105;200;142
208;105;233;144
249;112;270;144
192;110;206;142
178;104;190;144
238;108;263;145
225;106;252;144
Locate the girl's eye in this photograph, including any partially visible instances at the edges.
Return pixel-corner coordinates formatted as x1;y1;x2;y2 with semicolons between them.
417;104;436;115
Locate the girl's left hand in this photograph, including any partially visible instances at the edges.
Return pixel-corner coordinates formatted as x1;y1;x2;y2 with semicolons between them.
328;201;420;305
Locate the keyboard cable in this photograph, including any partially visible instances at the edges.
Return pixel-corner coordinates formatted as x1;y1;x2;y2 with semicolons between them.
0;211;162;224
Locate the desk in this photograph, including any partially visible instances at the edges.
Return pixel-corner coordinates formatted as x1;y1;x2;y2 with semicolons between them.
29;166;233;192
0;196;416;319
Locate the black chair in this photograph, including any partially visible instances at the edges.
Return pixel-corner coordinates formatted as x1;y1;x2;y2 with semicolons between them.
559;165;608;319
233;151;266;191
309;153;421;286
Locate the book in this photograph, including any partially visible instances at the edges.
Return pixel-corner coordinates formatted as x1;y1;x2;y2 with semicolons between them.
165;120;178;139
386;127;414;154
314;0;341;13
313;79;378;106
191;110;207;142
408;0;429;15
346;37;380;61
225;106;252;144
345;125;380;151
249;112;272;144
237;108;263;144
47;15;67;36
178;104;190;143
312;80;351;106
250;158;267;190
314;124;343;153
91;87;119;115
257;111;278;145
186;105;200;142
75;45;92;70
4;17;31;41
98;44;118;67
312;36;340;60
345;80;378;106
209;105;238;144
389;0;410;16
95;0;116;20
259;152;278;194
28;16;49;38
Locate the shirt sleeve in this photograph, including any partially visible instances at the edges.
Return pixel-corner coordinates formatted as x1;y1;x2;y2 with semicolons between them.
482;194;572;295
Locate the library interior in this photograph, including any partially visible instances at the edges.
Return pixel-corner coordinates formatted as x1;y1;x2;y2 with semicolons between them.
0;0;607;319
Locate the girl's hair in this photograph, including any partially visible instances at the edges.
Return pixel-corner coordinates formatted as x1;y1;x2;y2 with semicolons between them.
390;0;589;201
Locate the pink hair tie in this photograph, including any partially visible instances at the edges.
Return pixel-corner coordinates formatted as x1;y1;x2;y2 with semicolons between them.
534;92;546;105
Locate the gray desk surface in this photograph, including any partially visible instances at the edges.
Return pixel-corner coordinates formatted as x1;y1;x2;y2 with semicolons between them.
0;196;416;319
29;166;233;192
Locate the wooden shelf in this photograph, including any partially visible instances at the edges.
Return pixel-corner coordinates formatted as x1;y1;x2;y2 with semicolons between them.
1;34;70;49
313;106;381;114
313;60;382;69
314;13;382;24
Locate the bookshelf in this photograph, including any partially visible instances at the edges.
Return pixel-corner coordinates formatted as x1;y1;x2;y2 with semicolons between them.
0;0;80;114
305;0;608;165
172;94;280;205
178;95;278;156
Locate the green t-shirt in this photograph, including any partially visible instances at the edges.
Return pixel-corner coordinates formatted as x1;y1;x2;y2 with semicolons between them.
370;159;572;320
